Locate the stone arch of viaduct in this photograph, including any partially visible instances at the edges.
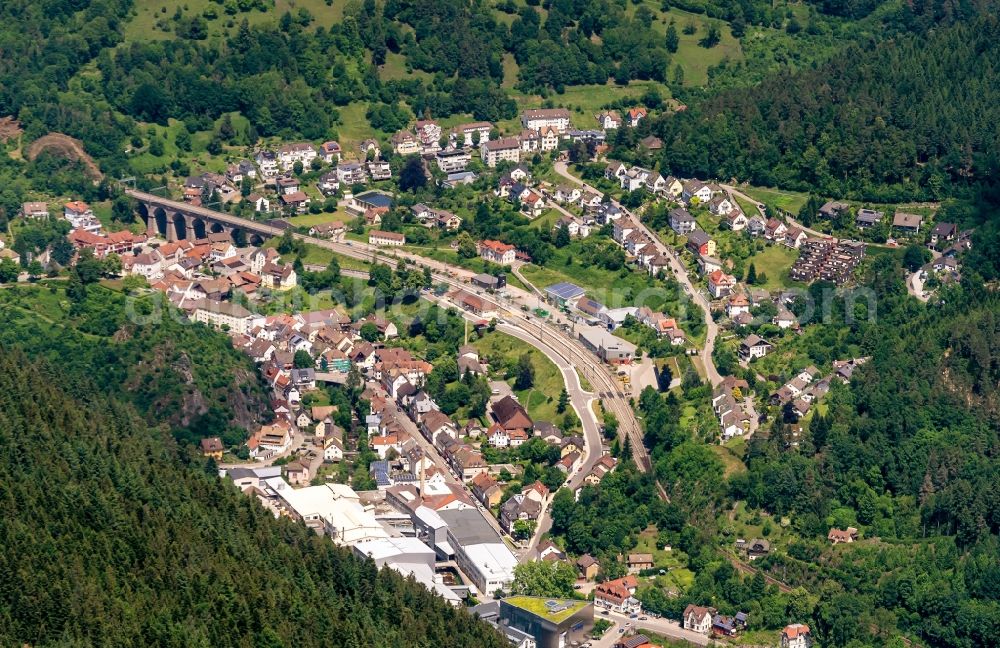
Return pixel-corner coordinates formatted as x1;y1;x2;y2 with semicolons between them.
128;190;276;246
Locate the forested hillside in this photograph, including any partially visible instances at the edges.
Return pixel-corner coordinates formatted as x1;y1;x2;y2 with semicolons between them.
657;11;1000;201
726;267;1000;645
0;336;508;647
0;284;268;446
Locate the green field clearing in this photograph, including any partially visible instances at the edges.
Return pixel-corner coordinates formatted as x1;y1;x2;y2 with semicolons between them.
732;193;760;216
260;237;369;271
336;102;395;153
519;252;674;312
622;2;744;87
380;52;433;82
129;115;249;176
634;526;688;570
504;81;673;132
667;13;743;86
746;245;799;290
501;54;520;88
529;209;562;231
712;442;747;477
742;185;810;214
473;330;564;423
283;210;350;228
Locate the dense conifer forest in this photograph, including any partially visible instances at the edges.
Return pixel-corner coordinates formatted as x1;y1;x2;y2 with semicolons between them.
656;13;1000;202
0;314;508;648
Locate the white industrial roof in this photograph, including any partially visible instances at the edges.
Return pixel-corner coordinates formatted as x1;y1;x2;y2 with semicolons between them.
463;542;518;580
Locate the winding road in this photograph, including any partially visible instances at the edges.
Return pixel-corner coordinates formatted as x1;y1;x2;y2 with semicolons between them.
553;162;723;387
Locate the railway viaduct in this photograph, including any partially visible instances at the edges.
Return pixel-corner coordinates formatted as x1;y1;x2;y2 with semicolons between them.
126;189;281;245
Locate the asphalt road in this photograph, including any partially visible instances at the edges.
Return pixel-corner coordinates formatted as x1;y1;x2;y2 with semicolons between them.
603;609;709;646
494;322;604;558
305;234;654;475
553;161;722;387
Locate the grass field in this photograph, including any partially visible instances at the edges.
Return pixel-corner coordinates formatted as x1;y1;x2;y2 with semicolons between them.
501;54;520;88
473;330;564;423
746;245;799;290
519;246;677;312
335;102;395;152
260;237;369;271
380;52;433;82
742;185;810;214
283;209;350;228
732;193;760;216
712;441;747;477
620;1;744;87
129;115;249;176
634;526;687;570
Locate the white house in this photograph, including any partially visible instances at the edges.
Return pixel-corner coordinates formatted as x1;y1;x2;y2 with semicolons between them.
596;111;621;129
739;334;773;361
520;108;571;133
451;122;493;147
781;624;813;648
369;230;406;247
479;240;516;265
683;605;714;635
481;138;521;167
682;180;713;204
276;142;317;171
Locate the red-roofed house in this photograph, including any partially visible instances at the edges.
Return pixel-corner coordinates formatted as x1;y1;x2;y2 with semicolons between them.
479;240;517;265
595;576;641;614
781;624;813;648
708;269;737;298
626;107;647;127
827;527;858;544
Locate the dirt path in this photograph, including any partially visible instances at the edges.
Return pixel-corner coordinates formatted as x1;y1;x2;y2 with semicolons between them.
26;133;104;180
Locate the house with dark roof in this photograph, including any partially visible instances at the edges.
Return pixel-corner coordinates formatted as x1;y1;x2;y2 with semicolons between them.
491;395;533;435
615;635;653;648
576;554;600;581
499;493;542;534
739;335;773;361
669;208;697;234
892;211;922;233
200;437;224;459
685;229;715;257
818;201;849;220
930;221;957;247
712;612;748;637
855;208;883;229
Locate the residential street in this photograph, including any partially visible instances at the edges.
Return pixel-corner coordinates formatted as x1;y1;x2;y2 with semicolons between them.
553;161;723;387
307;232;655;475
603;610;708;646
495;322;604;559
